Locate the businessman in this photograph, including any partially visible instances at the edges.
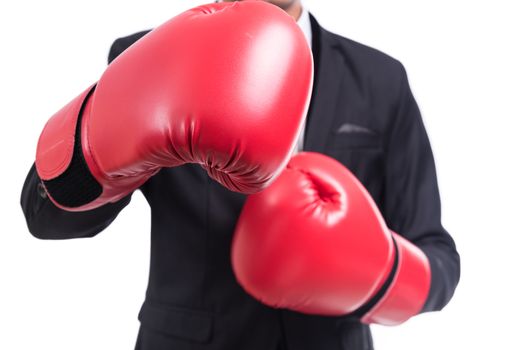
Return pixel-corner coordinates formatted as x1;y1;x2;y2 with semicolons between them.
21;1;460;349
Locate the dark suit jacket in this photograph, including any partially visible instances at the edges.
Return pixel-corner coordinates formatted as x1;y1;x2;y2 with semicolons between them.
21;14;460;350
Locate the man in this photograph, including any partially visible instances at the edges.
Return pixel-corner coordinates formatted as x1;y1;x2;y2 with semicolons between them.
21;1;460;349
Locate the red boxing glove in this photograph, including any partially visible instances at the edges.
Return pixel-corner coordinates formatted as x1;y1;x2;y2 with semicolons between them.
35;1;313;211
231;152;431;326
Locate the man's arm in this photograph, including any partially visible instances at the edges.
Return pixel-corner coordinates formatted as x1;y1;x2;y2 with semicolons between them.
20;164;132;239
384;64;460;313
19;33;146;240
107;30;150;64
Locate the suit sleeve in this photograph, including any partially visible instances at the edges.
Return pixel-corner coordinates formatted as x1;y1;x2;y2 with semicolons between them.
383;64;460;313
108;30;151;64
20;163;131;239
19;33;152;240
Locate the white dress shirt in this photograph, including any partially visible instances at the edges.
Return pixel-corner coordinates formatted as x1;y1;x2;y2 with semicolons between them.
293;7;312;154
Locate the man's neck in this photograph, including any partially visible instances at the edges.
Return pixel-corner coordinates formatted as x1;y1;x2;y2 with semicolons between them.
285;2;303;21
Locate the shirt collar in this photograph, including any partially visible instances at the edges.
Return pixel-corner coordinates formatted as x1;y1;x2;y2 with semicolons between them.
296;6;312;49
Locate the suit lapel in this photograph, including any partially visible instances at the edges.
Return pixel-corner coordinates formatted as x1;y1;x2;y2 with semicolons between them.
304;15;345;153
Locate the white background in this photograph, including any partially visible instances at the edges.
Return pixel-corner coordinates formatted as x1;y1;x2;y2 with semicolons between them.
0;0;522;349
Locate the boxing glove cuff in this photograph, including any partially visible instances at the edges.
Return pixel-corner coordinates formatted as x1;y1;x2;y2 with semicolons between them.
36;85;152;211
360;232;431;325
36;85;105;209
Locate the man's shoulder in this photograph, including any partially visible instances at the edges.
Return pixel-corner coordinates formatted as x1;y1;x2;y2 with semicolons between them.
317;24;408;104
322;27;406;84
327;29;402;69
108;30;152;64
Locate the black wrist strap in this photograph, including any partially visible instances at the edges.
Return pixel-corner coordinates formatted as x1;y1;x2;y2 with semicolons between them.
349;235;400;319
